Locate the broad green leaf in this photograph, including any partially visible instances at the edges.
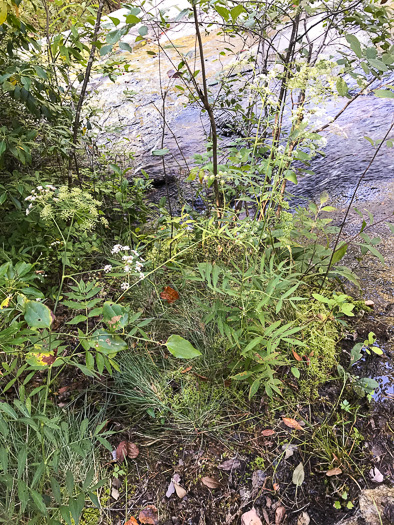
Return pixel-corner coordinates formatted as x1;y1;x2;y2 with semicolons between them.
350;342;363;364
125;14;140;24
24;301;53;329
374;89;394;98
284;170;298;184
119;42;132;52
50;477;62;504
345;34;362;58
215;5;229;21
231;5;245;21
138;25;148;37
103;302;128;329
291;367;300;378
18;480;29;512
165;335;201;359
151;148;169;156
368;58;387;72
106;29;122;45
336;77;348;96
66;470;74;496
249;378;260;399
331;243;348;265
89;329;127;354
100;44;112;56
66;315;87;325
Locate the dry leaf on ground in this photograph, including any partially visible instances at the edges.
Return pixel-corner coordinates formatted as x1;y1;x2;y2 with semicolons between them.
292;462;305;487
172;474;187;498
166;479;175;498
241;507;263;525
125;518;139;525
116;441;139;462
261;429;275;437
139;505;158;525
160;286;179;304
111;487;119;500
369;466;384;483
275;505;286;524
282;443;298;459
201;476;220;489
218;458;241;470
292;349;302;361
326;467;342;476
282;417;303;431
297;512;310;525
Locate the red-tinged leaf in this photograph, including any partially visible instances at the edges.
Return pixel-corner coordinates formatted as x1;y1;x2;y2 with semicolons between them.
116;441;139;462
201;476;220;489
180;366;192;374
125;518;139;525
292;349;302;361
309;351;314;357
160;286;179;304
282;417;303;431
261;429;275;437
326;467;342;476
139;505;158;525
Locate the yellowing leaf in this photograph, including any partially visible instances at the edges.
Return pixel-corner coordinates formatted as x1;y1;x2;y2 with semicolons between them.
0;1;8;25
26;351;56;367
0;295;11;309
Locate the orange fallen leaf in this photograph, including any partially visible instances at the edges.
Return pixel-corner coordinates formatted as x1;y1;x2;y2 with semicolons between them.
282;417;303;431
125;518;139;525
201;476;220;489
261;429;275;437
180;366;192;374
326;467;342;476
292;349;302;361
273;482;280;491
139;505;158;525
116;441;139;462
160;286;179;304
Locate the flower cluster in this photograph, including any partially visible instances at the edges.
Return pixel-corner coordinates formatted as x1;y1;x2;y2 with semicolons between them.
203;170;234;186
24;185;108;230
25;185;57;215
106;245;145;290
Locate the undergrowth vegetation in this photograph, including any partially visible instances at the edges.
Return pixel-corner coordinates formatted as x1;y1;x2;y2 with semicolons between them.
0;0;393;522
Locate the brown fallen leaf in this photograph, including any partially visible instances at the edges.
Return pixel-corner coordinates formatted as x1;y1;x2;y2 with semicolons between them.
111;487;119;500
125;518;139;525
139;505;158;525
218;458;241;471
326;467;342;476
275;505;286;525
116;441;139;462
261;429;275;437
160;286;179;304
201;476;220;489
180;366;192;374
174;481;187;499
292;349;302;361
241;507;262;525
282;417;303;431
262;508;270;525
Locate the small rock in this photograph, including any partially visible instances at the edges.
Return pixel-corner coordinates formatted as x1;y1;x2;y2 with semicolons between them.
365;300;375;307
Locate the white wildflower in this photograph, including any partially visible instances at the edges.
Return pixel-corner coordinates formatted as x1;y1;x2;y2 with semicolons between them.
122;245;130;251
121;282;130;290
124;265;130;272
37;186;43;191
111;244;123;254
104;265;112;273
